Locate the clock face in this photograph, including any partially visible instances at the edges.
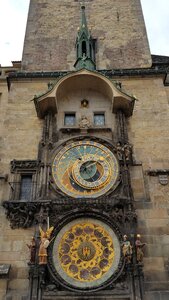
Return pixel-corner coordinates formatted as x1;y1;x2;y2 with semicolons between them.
51;218;121;290
52;140;119;198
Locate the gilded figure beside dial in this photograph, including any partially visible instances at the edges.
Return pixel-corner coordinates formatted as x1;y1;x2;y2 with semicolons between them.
52;141;119;198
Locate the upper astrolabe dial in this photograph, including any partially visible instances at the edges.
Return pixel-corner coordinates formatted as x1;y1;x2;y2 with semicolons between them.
52;141;119;198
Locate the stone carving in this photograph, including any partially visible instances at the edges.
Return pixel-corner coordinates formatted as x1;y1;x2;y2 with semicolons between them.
123;143;132;162
115;142;124;160
27;237;36;264
124;211;137;224
11;160;38;172
111;207;124;223
3;198;137;230
79;115;91;128
122;235;132;264
115;142;132;162
158;174;168;185
135;234;146;264
147;169;169;186
3;201;38;229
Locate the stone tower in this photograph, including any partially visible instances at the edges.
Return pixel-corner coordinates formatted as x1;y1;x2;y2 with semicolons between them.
22;0;152;71
1;1;169;300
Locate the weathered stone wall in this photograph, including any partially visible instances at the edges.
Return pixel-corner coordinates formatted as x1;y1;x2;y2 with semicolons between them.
0;78;44;299
0;79;45;184
126;77;169;299
0;75;169;299
22;0;152;71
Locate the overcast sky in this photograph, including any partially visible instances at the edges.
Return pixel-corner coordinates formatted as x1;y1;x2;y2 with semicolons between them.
0;0;169;66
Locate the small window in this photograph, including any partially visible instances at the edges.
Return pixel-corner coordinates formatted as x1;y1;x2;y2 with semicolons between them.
64;113;76;126
94;113;105;126
82;41;87;56
20;175;32;200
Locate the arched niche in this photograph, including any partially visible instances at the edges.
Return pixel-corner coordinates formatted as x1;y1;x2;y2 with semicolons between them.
34;69;135;121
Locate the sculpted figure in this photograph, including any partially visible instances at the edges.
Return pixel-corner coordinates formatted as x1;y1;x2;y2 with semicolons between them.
135;234;146;264
79;115;91;128
123;143;132;161
122;235;132;264
115;142;124;160
38;226;54;265
27;237;36;264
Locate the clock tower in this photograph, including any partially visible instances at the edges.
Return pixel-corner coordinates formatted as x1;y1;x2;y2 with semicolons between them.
1;1;169;300
20;1;142;297
22;0;152;71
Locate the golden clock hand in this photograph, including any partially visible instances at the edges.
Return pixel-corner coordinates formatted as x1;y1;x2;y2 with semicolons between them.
85;160;102;169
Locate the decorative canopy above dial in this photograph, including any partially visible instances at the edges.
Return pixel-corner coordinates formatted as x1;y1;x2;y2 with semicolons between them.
52;140;119;198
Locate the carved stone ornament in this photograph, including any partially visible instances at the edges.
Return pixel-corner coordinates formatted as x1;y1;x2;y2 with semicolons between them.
11;160;39;173
146;169;169;186
3;197;137;233
79;115;91;128
158;174;168;185
124;211;137;224
114;142;132;163
3;201;39;229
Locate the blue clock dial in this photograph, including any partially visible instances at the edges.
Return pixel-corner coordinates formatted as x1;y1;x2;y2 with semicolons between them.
52;141;119;198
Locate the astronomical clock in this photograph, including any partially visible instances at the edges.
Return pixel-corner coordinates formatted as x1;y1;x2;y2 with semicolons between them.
2;1;144;298
52;140;120;198
48;218;122;291
46;138;124;292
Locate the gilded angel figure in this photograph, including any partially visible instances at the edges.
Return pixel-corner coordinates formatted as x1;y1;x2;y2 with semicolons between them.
38;226;54;265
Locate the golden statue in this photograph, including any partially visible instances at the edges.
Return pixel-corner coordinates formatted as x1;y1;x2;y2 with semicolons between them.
38;226;54;265
122;235;132;264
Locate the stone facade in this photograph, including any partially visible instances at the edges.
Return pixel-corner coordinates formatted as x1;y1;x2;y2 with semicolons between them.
0;1;169;300
22;0;152;71
1;68;169;299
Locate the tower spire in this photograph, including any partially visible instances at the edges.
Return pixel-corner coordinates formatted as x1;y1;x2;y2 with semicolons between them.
81;1;88;34
74;2;96;71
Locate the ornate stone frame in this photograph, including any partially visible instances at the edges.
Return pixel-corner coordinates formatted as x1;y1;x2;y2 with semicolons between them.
9;160;39;201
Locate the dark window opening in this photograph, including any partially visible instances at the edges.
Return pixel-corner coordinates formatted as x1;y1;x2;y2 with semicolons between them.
20;175;32;200
94;113;105;126
64;113;76;126
82;41;87;56
89;44;92;58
